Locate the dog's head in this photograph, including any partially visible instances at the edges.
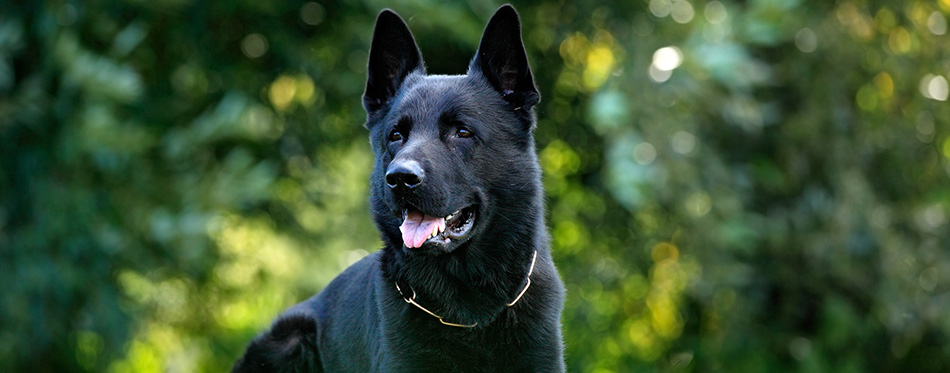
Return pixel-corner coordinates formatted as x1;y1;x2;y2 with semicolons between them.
363;5;542;256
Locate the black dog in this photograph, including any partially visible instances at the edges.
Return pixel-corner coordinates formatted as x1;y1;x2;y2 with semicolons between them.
234;5;565;372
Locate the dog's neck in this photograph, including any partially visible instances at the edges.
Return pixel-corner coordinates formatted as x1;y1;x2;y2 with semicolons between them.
380;199;547;328
394;249;538;328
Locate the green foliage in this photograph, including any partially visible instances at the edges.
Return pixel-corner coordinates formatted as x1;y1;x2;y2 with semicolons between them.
2;0;949;371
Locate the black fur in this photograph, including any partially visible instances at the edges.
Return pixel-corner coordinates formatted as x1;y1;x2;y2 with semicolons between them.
234;5;565;372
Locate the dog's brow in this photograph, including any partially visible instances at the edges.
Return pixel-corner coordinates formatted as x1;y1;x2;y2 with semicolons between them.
439;110;462;125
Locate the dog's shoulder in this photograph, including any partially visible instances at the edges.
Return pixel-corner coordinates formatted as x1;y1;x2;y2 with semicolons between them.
233;251;384;372
232;308;321;372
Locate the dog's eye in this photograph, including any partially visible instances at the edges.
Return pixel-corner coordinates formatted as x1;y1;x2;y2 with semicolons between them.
389;130;404;142
456;128;473;138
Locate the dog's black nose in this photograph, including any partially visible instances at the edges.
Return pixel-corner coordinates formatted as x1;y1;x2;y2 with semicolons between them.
386;160;424;190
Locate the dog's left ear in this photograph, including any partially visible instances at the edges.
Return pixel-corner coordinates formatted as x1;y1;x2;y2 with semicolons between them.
470;5;540;110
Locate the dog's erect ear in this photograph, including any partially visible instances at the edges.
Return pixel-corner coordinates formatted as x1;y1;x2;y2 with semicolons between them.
363;10;425;113
470;5;540;110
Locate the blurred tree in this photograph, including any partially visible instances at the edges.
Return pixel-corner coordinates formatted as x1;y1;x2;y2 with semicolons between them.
1;0;948;372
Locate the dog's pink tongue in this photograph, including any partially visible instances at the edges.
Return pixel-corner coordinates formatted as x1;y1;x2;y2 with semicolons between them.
399;210;445;248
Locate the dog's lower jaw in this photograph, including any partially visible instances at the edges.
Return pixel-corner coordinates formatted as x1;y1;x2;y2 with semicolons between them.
400;205;477;250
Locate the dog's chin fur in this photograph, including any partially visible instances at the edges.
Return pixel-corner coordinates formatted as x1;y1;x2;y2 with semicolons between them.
234;5;566;372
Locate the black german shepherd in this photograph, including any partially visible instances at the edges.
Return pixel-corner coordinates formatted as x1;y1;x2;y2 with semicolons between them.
234;5;566;371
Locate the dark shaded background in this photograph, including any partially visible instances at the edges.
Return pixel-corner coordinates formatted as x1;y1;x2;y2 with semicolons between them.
2;0;949;371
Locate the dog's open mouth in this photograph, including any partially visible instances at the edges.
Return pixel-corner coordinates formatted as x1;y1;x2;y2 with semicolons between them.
399;206;476;249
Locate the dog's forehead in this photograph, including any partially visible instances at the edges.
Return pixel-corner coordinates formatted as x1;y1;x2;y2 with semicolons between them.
395;75;478;117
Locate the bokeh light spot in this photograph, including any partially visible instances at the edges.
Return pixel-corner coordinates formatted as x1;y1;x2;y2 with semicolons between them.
918;267;938;292
559;33;591;69
583;45;616;91
887;27;911;54
344;249;369;267
704;1;728;24
75;331;103;370
633;142;657;165
927;75;949;101
703;23;726;42
269;75;297;110
300;2;325;26
795;28;817;52
649;295;682;338
920;74;949;101
627;319;657;357
928;11;947;35
671;0;695;24
671;131;696;154
652;46;683;71
685;191;712;217
57;3;77;26
650;0;672;18
241;33;268;59
589;89;630;133
837;3;875;41
540;140;581;176
554;221;585;253
921;204;945;229
916;112;935;143
649;64;673;82
268;74;318;111
789;337;812;361
874;8;897;33
919;74;935;99
625;275;649;300
295;75;315;104
874;72;893;98
856;84;878;111
652;242;679;262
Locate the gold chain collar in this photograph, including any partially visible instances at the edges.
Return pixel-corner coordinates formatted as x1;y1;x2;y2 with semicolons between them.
394;250;538;328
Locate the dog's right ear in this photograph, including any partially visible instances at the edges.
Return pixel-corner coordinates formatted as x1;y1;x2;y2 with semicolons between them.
363;10;425;113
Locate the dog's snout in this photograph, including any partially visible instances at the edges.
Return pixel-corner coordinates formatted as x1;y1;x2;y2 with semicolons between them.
386;159;425;190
